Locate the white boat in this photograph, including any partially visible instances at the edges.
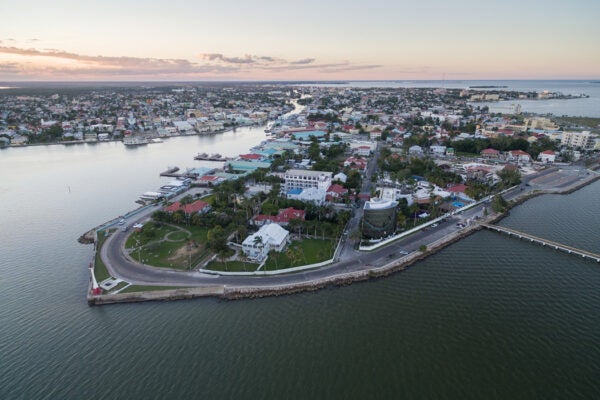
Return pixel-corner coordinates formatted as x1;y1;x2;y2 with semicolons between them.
150;138;163;143
123;136;149;146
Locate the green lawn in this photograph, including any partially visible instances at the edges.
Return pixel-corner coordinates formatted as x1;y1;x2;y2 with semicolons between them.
128;223;211;270
94;231;111;282
263;238;334;271
204;260;260;272
108;281;129;293
203;238;335;273
120;285;190;293
125;223;174;249
455;152;480;158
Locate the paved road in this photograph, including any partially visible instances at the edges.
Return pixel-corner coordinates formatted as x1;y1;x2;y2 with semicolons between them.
99;165;596;288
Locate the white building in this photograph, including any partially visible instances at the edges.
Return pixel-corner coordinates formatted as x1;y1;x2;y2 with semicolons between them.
561;131;596;150
430;145;446;156
286;187;326;204
409;145;423;155
538;150;556;163
173;121;195;134
284;169;332;193
242;224;290;261
333;172;347;183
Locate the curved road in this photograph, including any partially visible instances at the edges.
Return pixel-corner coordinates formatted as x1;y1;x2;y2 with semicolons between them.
100;165;595;288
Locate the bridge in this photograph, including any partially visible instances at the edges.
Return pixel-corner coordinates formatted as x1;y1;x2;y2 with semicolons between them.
481;224;600;263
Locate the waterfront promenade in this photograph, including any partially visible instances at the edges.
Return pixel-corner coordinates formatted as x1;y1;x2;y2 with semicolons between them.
89;165;600;305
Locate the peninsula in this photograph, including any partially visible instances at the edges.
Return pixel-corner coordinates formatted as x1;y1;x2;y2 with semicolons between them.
52;84;600;305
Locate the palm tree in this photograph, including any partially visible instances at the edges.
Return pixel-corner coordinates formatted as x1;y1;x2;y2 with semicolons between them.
253;235;265;260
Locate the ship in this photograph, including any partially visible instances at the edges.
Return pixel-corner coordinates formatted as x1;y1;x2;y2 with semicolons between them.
123;136;149;146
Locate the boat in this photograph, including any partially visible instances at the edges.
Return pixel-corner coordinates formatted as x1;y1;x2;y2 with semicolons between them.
123;136;149;146
149;138;163;143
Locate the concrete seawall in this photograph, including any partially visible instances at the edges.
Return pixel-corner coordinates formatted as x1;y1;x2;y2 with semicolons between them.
88;286;225;305
87;171;600;306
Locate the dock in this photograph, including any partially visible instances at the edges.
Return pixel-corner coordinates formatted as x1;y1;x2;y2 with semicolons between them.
159;166;198;179
159;166;179;176
482;224;600;262
194;153;231;162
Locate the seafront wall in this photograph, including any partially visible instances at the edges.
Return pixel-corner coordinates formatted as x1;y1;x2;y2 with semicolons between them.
87;170;600;306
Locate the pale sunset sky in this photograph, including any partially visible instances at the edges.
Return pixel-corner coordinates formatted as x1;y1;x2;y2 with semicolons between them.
0;0;598;81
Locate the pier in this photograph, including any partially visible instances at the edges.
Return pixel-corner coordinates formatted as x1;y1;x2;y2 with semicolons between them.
481;224;600;262
159;166;198;179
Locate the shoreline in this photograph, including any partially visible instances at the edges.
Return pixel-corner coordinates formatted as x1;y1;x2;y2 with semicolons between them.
87;170;600;306
3;123;263;150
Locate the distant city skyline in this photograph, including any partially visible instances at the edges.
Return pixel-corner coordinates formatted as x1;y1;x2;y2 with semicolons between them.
1;0;599;81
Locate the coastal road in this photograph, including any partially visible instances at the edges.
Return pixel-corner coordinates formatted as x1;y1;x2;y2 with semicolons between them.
100;165;596;288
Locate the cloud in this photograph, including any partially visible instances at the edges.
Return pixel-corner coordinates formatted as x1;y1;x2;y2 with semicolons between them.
0;46;382;78
201;53;258;64
0;62;20;73
290;58;315;65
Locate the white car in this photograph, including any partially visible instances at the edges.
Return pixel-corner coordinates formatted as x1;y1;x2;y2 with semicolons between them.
431;223;438;228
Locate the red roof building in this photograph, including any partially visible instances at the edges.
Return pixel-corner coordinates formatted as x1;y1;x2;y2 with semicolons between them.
481;148;500;158
239;153;263;161
326;184;349;202
164;200;211;215
252;207;306;227
343;156;368;171
447;184;469;194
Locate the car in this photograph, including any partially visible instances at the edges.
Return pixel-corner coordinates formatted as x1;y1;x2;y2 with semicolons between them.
431;223;439;228
121;225;128;232
398;250;409;255
118;219;126;225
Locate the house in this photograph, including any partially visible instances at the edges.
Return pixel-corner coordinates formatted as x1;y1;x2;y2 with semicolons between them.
343;156;368;171
326;184;349;202
370;129;382;140
430;145;446;156
354;145;372;157
253;207;306;227
506;150;532;164
242;224;290;260
447;184;473;202
333;171;347;183
408;145;423;155
481;148;500;159
164;200;211;216
198;175;225;185
538;150;556;163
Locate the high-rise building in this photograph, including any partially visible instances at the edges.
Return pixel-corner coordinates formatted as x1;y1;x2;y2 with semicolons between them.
362;199;398;239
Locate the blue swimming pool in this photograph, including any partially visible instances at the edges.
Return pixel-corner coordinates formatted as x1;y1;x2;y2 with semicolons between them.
452;201;464;208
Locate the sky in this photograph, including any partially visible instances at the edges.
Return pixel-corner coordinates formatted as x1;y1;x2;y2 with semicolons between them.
0;0;599;81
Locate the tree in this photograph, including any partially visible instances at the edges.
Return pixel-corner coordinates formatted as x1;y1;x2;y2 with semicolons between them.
497;168;521;187
207;225;228;253
491;195;508;213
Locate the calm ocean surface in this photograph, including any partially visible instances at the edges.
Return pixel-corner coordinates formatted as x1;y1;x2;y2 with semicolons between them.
1;82;600;399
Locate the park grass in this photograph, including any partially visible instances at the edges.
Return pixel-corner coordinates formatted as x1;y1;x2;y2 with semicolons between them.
120;285;191;294
125;223;173;249
204;260;260;272
455;152;480;158
263;238;334;271
108;281;129;293
94;231;111;282
129;223;211;270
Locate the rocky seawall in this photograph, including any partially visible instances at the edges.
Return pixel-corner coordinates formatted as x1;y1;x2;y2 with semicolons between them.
87;170;600;306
